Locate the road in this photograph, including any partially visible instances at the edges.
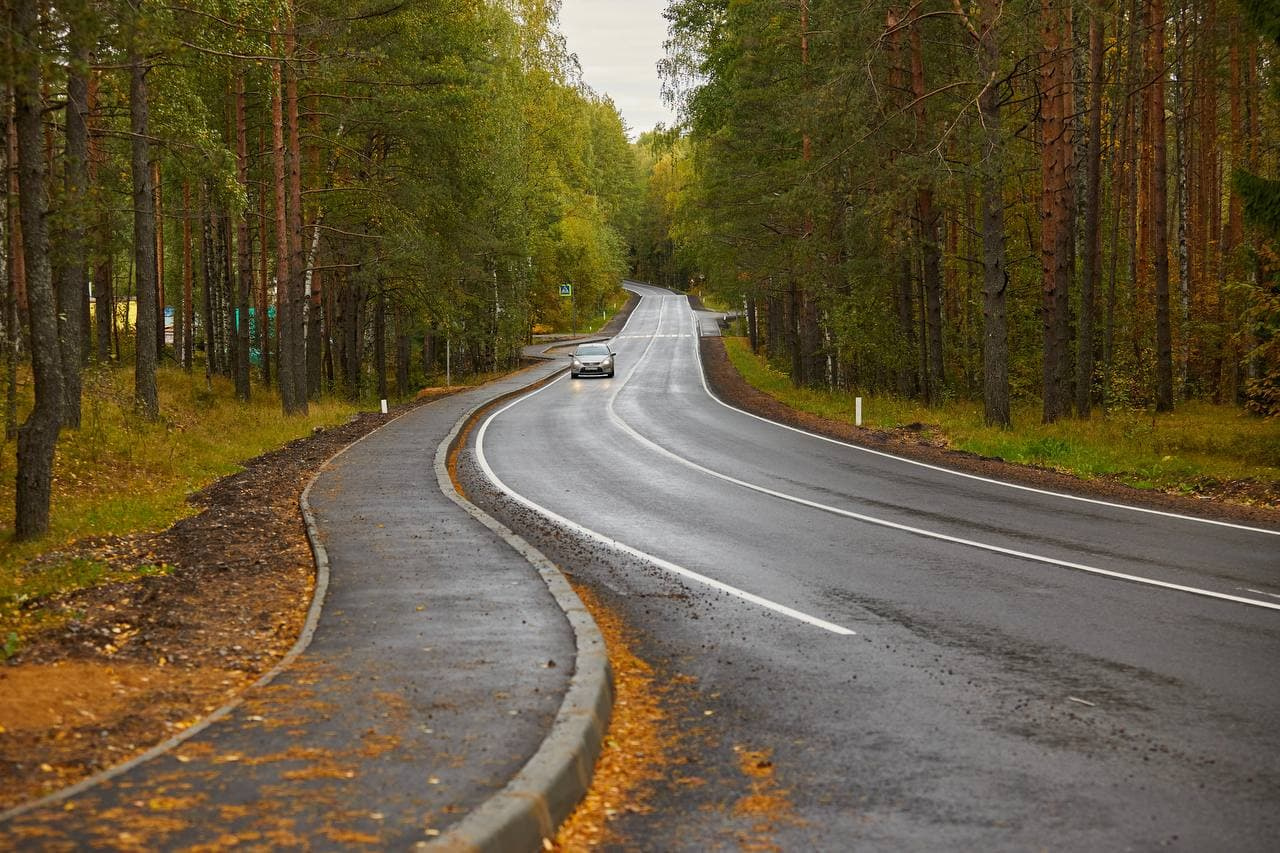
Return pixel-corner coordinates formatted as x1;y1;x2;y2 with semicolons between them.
462;283;1280;850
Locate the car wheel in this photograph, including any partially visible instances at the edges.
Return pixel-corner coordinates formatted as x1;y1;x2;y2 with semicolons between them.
571;372;578;379
607;370;615;378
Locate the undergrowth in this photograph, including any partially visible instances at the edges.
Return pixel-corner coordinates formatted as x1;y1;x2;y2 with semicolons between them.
0;363;361;646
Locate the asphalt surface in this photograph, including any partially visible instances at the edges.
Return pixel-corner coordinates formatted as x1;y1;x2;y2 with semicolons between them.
2;361;586;849
463;282;1280;850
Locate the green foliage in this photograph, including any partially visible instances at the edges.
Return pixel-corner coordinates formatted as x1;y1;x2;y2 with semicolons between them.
1237;0;1280;44
648;0;1280;413
1234;170;1280;236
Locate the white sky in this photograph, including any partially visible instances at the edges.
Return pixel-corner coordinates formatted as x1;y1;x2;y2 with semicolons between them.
557;0;676;138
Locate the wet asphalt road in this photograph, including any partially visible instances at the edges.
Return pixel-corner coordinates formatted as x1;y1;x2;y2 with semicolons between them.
462;283;1280;851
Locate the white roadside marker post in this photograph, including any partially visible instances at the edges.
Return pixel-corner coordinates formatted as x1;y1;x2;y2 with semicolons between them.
856;397;862;427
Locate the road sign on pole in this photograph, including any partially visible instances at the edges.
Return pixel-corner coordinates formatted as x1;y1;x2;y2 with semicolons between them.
559;283;572;296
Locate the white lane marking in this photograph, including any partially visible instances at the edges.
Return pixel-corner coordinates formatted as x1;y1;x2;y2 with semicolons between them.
638;286;1279;539
477;295;857;637
1241;588;1280;601
600;293;1280;614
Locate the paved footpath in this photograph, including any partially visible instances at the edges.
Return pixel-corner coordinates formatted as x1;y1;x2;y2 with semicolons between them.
1;351;611;851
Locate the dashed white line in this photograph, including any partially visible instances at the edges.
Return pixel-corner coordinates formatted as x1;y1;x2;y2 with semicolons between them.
653;285;1278;539
476;292;857;636
604;289;1280;614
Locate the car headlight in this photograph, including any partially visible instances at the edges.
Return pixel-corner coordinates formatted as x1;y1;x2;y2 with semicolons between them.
602;356;613;366
572;358;582;367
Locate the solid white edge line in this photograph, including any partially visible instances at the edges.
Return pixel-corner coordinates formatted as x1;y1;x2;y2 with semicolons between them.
478;294;857;637
600;293;1280;613
668;286;1279;539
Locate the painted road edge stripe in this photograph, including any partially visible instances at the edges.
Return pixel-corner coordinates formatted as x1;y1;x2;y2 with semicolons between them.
655;284;1279;539
602;293;1280;613
476;303;856;637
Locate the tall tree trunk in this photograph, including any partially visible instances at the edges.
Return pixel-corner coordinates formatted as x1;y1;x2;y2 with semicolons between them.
1040;0;1071;423
909;8;944;403
88;72;111;365
257;149;270;387
129;5;158;420
394;305;409;397
307;268;323;397
1150;0;1173;411
153;160;164;361
234;78;252;401
285;24;308;413
271;38;296;411
1055;11;1075;415
221;212;238;383
1173;3;1190;399
885;11;917;398
201;190;216;384
374;287;386;400
13;0;64;538
58;14;90;429
1076;12;1103;418
181;182;192;370
976;3;1010;427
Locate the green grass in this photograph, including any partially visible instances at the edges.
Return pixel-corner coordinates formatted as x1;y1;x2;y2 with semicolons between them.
0;363;361;645
722;336;1280;494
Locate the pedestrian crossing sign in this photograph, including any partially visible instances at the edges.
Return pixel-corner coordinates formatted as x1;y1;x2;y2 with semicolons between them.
559;283;572;296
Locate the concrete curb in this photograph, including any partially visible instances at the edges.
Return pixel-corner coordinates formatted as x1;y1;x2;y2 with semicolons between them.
425;377;613;853
0;413;395;824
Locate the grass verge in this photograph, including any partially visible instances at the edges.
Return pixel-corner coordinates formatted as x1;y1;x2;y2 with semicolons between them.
0;363;361;647
722;337;1280;497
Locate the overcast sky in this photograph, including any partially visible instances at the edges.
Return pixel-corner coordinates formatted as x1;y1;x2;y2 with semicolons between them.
557;0;676;138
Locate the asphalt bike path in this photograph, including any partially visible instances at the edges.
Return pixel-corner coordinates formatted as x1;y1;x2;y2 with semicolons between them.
1;344;617;850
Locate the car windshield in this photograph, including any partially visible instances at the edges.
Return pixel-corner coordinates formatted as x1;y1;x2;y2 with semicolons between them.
576;344;610;356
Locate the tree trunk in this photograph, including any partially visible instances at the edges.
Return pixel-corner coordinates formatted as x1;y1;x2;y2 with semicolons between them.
129;10;158;420
1039;0;1070;423
234;78;252;400
285;25;308;413
374;288;387;400
201;192;216;384
1173;4;1190;399
394;306;410;397
977;4;1010;428
271;39;296;411
1077;13;1103;418
257;149;270;387
153;160;165;361
58;18;90;429
1151;0;1173;412
13;0;64;538
909;8;944;403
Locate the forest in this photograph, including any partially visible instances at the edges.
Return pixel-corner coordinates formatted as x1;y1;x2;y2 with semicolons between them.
3;0;642;538
636;0;1279;432
5;0;1279;542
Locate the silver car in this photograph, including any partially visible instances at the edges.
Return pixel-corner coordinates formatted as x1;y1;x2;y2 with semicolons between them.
570;342;616;378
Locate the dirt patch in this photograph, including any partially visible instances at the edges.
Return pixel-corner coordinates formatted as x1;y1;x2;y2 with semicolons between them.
699;336;1280;528
0;403;429;813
